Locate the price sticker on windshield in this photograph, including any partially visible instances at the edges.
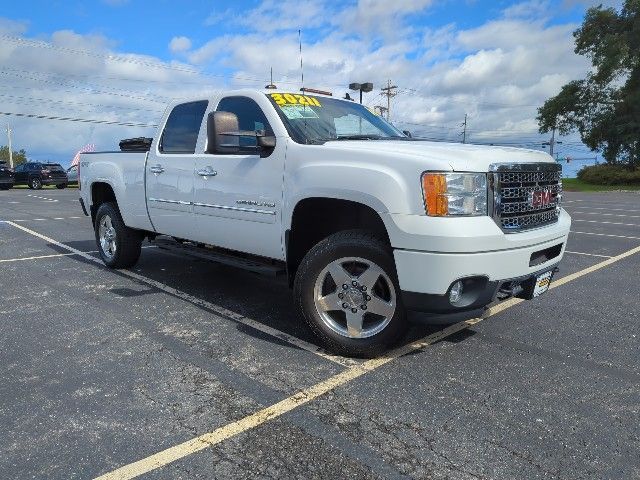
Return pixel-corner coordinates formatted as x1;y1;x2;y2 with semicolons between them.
270;93;321;107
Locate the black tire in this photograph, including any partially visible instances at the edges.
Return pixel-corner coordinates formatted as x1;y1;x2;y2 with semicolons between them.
56;184;67;189
94;202;142;269
294;230;407;357
29;177;42;189
0;185;10;190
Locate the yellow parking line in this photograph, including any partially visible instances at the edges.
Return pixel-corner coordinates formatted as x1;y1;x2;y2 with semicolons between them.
95;244;640;479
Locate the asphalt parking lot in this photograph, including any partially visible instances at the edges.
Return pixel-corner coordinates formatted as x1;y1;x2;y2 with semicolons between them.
1;187;639;479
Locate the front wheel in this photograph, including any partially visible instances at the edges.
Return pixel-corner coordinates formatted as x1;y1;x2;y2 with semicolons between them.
29;177;42;189
94;202;142;268
294;230;407;357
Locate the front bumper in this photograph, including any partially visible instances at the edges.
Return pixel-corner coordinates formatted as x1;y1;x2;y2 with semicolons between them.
402;263;558;316
391;212;570;320
0;177;14;185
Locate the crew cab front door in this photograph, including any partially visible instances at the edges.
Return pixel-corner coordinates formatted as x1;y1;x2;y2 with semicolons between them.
191;96;284;260
146;100;208;238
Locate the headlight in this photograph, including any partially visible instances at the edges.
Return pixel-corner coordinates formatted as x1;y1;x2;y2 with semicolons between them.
421;172;487;216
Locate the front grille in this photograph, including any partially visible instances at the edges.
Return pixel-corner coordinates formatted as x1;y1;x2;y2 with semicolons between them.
490;163;562;232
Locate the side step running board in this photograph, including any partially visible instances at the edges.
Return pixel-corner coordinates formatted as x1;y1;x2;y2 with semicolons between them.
151;237;286;277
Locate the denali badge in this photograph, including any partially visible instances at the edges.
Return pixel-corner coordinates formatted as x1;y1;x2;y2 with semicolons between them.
529;189;553;208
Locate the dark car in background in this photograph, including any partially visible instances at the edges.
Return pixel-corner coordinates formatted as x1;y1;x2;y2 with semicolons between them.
0;161;14;190
13;162;68;189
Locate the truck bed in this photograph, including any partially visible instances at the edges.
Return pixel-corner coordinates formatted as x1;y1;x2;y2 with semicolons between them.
79;151;154;232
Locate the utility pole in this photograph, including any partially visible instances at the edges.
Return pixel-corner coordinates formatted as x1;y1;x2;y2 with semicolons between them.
460;114;468;144
543;126;561;156
374;105;388;118
381;80;397;122
5;123;13;169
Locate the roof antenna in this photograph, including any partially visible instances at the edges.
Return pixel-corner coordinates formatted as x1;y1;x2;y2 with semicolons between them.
298;29;304;91
265;67;277;89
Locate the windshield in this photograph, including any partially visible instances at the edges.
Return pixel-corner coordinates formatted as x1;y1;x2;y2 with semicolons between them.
266;93;405;144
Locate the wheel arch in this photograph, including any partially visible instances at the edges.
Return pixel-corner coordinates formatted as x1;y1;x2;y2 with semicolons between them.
286;196;391;286
89;181;118;224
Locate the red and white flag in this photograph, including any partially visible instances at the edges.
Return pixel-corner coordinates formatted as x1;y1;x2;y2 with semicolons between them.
71;143;95;167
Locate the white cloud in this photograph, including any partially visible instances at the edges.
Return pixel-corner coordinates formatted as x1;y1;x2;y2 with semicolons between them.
0;1;596;162
169;36;192;54
503;0;550;19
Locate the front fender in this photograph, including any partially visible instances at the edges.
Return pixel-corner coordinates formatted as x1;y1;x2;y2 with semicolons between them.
284;160;418;230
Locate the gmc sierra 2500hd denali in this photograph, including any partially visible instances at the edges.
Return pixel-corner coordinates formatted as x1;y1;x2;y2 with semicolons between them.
79;88;571;357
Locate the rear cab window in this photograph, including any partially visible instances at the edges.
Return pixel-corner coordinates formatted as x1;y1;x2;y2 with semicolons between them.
160;101;209;154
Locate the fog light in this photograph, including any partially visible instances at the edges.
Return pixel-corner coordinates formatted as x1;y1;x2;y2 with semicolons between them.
449;281;463;304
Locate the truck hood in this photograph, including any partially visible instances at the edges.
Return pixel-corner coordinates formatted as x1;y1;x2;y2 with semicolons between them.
322;139;554;171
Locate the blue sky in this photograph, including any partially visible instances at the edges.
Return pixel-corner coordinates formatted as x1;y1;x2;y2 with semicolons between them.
0;0;619;166
4;0;590;60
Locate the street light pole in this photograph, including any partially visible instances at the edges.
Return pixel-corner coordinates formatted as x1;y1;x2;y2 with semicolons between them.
349;82;373;105
6;124;13;169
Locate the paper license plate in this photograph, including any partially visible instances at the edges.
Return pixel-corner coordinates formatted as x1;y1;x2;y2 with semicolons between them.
533;270;553;297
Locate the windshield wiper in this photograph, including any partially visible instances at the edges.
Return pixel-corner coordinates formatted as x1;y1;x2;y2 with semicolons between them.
333;134;383;141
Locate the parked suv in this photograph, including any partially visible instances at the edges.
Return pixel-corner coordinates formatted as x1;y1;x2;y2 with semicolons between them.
0;161;14;190
14;162;68;189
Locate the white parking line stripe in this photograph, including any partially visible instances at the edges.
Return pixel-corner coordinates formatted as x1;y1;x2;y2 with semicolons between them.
566;206;640;213
564;199;640;208
565;251;612;258
572;219;639;227
0;246;156;264
0;216;86;222
0;253;77;262
94;244;640;480
571;231;640;241
4;221;356;368
566;211;640;219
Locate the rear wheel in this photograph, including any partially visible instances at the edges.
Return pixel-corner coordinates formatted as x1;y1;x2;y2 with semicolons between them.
94;202;142;268
29;177;42;189
56;184;67;189
294;230;407;357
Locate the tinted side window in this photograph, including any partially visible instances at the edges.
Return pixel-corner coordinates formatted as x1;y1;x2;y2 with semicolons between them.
216;97;273;148
160;101;208;154
15;164;24;172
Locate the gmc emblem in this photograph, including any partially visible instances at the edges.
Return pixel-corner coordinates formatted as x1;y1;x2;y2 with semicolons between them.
530;189;553;208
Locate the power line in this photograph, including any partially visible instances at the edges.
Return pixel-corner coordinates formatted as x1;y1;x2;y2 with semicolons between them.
0;70;169;103
0;111;157;128
0;93;164;114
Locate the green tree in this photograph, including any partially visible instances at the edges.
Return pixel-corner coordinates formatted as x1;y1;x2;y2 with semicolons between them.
0;145;28;166
537;0;640;168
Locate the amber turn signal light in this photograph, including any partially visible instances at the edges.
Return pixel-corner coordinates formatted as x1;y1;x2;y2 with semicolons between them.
422;173;449;216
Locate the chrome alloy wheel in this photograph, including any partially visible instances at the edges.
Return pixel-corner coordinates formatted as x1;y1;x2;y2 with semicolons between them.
98;214;117;260
313;256;396;339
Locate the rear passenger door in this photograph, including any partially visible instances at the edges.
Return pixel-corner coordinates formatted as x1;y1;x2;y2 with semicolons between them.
146;100;208;238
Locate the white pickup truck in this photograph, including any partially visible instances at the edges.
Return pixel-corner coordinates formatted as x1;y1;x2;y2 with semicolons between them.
79;88;571;356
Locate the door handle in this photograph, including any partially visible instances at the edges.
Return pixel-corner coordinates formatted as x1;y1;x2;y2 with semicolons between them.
149;165;165;175
197;167;217;178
